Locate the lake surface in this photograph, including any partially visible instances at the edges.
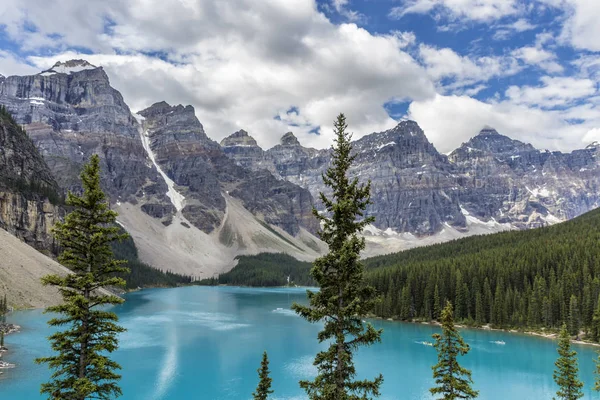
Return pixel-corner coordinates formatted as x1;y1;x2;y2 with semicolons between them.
1;286;599;399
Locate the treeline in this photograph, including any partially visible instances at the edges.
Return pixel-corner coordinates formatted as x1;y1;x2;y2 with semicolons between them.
366;207;600;337
111;229;191;289
198;253;315;287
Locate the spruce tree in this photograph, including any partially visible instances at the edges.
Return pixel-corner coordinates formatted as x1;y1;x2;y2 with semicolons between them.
594;351;600;392
553;324;583;400
568;295;580;337
253;351;274;400
292;113;383;399
430;301;478;400
36;155;129;400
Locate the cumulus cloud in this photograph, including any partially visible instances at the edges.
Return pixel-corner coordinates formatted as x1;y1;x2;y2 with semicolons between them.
407;93;598;153
390;0;519;22
511;46;564;73
418;45;521;90
16;0;434;150
558;0;600;51
505;76;597;108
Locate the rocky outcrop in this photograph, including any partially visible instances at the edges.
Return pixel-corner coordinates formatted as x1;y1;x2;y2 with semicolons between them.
138;102;318;235
0;109;61;252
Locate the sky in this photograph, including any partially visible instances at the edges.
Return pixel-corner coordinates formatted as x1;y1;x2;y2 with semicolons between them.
0;0;599;153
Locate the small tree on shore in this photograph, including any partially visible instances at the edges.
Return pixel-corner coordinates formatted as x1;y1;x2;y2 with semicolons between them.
36;155;129;400
292;113;383;399
553;324;584;400
253;351;274;400
430;301;478;400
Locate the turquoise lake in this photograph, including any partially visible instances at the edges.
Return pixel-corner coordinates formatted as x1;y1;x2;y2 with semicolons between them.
1;286;599;399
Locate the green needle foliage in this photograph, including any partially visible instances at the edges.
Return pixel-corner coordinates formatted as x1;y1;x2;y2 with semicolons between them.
594;351;600;392
36;154;129;400
292;113;383;400
430;301;478;400
553;324;584;400
253;351;274;400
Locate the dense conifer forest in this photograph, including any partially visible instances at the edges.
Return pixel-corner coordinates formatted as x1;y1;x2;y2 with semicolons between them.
197;253;315;287
222;208;600;338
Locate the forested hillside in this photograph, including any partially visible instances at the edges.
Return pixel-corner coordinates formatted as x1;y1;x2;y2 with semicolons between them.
223;207;600;338
198;253;315;287
367;207;600;335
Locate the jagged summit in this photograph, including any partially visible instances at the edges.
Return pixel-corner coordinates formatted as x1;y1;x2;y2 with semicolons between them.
40;59;98;75
477;126;500;136
220;129;259;147
587;141;599;149
280;131;300;146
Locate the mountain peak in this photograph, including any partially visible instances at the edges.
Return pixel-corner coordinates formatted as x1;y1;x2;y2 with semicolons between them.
281;132;300;146
477;126;499;136
41;59;98;75
220;130;259;147
586;141;599;149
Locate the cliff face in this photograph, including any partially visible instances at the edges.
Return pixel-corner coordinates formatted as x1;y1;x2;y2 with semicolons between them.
0;60;168;207
0;108;61;252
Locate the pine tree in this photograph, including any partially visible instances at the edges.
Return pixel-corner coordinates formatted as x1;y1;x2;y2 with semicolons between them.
553;324;584;400
568;295;580;337
594;351;600;392
430;301;478;400
292;114;383;399
253;351;274;400
433;284;441;321
36;155;129;400
0;331;4;348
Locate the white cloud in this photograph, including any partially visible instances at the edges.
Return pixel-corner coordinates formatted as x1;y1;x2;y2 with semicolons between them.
559;0;600;51
505;76;596;108
390;0;519;22
0;51;39;76
493;18;537;40
408;93;598;153
419;45;521;90
19;0;435;150
330;0;365;22
511;46;564;73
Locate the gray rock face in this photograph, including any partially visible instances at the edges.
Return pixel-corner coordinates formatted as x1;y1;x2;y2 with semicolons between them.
449;128;600;227
138;102;318;235
0;110;61;252
221;123;600;235
0;61;168;209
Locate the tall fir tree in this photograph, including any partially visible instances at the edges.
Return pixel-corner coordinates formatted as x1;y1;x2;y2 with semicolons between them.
430;301;478;400
292;114;383;399
568;295;580;337
36;155;129;400
553;324;584;400
253;351;274;400
594;351;600;392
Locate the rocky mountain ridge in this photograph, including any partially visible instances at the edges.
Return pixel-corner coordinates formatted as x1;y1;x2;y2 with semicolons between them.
221;123;600;236
1;59;599;275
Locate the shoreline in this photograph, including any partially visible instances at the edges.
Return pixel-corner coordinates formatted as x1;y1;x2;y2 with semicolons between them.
376;317;600;348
